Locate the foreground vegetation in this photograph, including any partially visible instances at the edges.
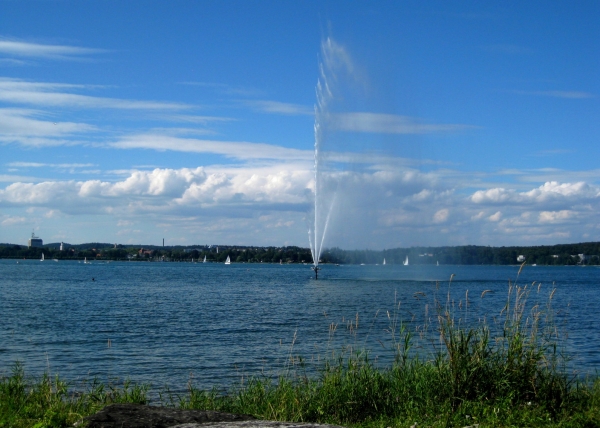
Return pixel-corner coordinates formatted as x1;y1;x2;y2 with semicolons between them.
2;270;600;427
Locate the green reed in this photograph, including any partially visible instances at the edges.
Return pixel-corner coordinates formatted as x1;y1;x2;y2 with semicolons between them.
0;362;148;428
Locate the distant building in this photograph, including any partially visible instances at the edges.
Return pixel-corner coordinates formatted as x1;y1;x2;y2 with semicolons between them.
517;255;526;262
28;232;43;248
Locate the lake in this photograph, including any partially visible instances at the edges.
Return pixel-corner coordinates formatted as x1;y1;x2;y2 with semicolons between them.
1;260;598;391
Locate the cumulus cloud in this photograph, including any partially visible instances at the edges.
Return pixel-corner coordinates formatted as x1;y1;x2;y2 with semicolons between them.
0;166;313;214
2;151;600;247
471;181;600;206
488;211;502;221
538;210;574;223
433;208;449;223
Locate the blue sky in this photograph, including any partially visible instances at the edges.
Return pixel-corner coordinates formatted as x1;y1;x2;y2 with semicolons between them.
0;1;599;249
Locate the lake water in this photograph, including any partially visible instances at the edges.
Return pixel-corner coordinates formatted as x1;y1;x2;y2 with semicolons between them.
1;260;599;392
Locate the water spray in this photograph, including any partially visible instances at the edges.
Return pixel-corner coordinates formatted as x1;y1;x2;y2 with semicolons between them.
308;38;348;280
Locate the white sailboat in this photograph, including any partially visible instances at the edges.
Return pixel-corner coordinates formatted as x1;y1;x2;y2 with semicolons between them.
224;255;231;265
383;258;386;265
437;261;439;266
40;252;45;261
203;255;207;263
84;257;89;264
403;256;409;266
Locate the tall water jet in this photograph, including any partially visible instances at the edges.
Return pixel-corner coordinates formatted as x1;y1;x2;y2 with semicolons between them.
308;37;353;278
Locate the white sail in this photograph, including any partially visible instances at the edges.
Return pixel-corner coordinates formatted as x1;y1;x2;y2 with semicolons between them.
40;252;44;261
224;255;231;265
403;256;409;266
203;255;206;263
383;258;386;265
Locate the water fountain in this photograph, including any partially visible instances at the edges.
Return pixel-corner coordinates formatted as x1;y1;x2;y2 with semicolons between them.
308;38;348;279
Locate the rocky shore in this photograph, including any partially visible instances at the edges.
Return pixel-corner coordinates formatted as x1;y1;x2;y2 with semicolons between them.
82;404;345;428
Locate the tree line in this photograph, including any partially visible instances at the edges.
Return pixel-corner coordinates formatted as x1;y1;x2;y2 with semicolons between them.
1;241;599;265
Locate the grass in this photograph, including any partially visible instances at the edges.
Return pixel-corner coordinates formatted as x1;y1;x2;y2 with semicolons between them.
2;266;600;427
0;363;148;427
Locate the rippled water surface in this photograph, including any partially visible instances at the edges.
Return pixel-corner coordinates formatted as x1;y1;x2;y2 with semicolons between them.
1;260;598;390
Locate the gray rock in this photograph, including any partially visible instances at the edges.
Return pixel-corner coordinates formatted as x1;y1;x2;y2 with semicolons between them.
82;403;256;428
172;422;345;428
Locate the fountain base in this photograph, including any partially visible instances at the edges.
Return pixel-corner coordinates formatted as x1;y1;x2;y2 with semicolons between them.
312;266;321;279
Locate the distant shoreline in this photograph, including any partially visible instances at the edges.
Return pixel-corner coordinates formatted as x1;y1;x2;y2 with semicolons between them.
2;241;600;265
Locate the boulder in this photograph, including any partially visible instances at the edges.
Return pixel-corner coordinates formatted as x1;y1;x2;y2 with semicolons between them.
173;423;344;428
83;403;256;428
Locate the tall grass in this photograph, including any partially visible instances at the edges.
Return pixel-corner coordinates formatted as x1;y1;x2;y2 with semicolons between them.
2;266;599;427
172;267;598;427
0;363;148;428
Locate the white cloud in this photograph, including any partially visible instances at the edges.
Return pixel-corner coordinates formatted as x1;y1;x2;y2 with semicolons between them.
328;112;475;134
7;161;96;168
530;90;594;99
0;166;313;214
159;114;235;124
0;58;29;66
471;211;485;220
0;108;95;143
0;39;105;60
109;133;313;162
2;152;600;247
1;215;26;226
0;78;190;110
538;210;573;223
471;181;600;206
488;211;502;221
0;174;38;183
245;100;313;116
433;208;449;223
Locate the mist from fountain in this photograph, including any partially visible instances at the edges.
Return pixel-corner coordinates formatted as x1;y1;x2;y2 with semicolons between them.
308;37;353;269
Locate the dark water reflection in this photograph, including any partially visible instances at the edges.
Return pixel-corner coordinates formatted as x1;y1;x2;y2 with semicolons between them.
1;260;598;391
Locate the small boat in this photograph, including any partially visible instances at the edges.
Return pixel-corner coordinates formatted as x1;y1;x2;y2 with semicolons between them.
84;257;89;264
53;259;58;262
383;258;386;265
403;256;409;266
224;255;231;265
437;261;439;266
203;255;207;263
40;253;45;262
